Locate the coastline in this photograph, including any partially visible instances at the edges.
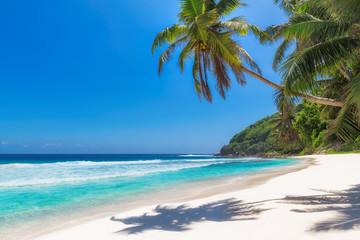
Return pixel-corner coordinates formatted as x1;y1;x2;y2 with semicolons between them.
31;154;360;240
19;157;307;240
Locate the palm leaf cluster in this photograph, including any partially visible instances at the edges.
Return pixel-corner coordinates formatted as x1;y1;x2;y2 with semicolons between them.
152;0;268;102
268;0;360;141
269;90;300;142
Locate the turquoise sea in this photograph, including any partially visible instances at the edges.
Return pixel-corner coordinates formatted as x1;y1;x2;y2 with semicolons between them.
0;154;298;239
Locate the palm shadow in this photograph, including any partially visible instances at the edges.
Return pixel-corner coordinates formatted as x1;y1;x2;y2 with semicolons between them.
111;198;267;234
283;184;360;231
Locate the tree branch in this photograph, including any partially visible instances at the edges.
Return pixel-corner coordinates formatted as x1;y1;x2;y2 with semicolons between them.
339;65;351;80
241;67;344;107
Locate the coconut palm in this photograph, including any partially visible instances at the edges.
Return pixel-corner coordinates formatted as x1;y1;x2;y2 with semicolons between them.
268;0;360;141
152;0;265;102
152;0;342;106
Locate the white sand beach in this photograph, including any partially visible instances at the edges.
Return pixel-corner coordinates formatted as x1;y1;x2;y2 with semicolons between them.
33;154;360;240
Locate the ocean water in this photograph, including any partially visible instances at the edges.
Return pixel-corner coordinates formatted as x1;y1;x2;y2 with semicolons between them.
0;154;298;238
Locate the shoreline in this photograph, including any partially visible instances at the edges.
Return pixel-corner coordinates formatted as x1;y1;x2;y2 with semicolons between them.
14;157;308;240
32;154;360;240
21;157;309;240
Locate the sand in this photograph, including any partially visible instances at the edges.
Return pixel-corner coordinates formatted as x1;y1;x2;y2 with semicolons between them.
33;154;360;240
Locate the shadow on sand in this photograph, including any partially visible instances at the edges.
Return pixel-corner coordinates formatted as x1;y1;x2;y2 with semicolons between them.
283;184;360;231
111;198;267;234
111;185;360;235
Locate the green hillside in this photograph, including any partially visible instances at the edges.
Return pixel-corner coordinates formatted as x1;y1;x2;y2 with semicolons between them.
220;115;276;156
220;100;360;156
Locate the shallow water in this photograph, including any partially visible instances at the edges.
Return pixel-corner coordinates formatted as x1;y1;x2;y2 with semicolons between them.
0;154;298;239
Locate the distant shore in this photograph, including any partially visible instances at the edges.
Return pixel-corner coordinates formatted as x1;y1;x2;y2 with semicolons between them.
214;151;294;158
32;154;360;240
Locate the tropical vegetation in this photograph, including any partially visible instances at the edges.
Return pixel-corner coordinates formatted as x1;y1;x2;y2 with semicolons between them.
151;0;337;106
268;0;360;143
220;115;276;156
153;0;360;154
221;100;360;156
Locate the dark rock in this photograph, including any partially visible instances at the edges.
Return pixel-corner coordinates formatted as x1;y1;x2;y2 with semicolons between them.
219;145;227;156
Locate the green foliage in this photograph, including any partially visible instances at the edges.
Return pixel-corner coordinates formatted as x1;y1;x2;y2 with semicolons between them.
221;115;275;155
312;130;327;149
328;136;360;153
219;0;360;156
326;149;360;154
274;141;303;154
153;0;269;102
221;114;303;156
270;0;360;142
293;100;328;149
220;97;359;156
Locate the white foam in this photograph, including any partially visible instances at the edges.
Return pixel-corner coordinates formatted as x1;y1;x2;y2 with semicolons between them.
0;157;272;188
58;160;163;166
179;154;214;157
0;163;35;169
0;160;163;169
0;162;213;187
186;159;218;162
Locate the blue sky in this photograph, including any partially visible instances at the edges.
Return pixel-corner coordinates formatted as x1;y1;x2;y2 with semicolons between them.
0;0;286;154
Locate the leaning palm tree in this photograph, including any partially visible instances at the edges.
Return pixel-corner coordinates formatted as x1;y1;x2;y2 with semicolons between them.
152;0;342;106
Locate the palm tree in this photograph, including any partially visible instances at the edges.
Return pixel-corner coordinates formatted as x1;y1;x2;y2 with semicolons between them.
152;0;342;106
269;0;359;94
268;0;360;140
269;90;300;142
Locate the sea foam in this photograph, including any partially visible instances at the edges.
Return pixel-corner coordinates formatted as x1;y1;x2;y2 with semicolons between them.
0;160;213;187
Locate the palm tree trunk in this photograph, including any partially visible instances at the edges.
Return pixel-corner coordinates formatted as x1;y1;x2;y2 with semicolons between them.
241;67;344;107
339;65;351;80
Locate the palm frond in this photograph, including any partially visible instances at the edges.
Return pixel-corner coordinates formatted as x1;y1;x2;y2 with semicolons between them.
216;0;246;17
180;0;205;20
178;41;196;72
281;37;360;93
192;55;203;97
205;0;217;11
266;24;288;39
270;90;300;142
325;0;360;23
329;102;360;141
231;40;261;74
219;17;270;43
273;39;293;70
273;0;302;14
158;36;189;75
189;10;217;41
284;13;352;40
212;53;231;98
229;62;246;86
218;17;249;35
207;31;239;64
152;25;188;54
346;72;360;118
297;0;328;18
196;49;212;102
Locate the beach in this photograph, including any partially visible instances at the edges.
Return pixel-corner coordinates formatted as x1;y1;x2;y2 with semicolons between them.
0;155;299;240
2;1;360;240
31;154;360;240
